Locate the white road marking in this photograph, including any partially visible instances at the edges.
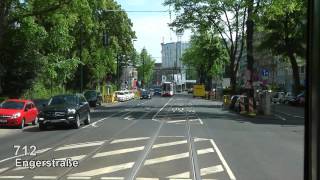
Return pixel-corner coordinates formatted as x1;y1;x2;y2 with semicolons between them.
152;140;187;148
56;155;86;161
136;178;159;180
0;176;24;179
274;110;304;119
69;162;135;177
100;177;124;180
274;114;287;121
111;137;149;144
55;141;105;151
67;177;91;179
0;167;9;173
144;148;212;165
200;165;224;176
166;120;186;123
0;154;24;163
197;148;214;154
35;148;52;154
152;138;207;149
33;176;57;179
209;139;236;180
152;98;173;120
93;146;145;158
124;116;135;121
168;171;190;178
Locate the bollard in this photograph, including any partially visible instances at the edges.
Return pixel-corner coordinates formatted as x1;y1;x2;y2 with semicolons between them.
248;97;256;117
240;97;247;114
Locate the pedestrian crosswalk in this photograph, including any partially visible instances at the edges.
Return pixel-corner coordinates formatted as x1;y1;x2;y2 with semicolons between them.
0;136;231;180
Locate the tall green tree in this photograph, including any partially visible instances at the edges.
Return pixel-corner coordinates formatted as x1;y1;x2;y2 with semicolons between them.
164;0;247;92
136;48;155;87
257;0;307;95
182;30;228;90
0;0;136;97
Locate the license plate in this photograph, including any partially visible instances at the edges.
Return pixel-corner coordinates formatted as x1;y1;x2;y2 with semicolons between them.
0;120;7;123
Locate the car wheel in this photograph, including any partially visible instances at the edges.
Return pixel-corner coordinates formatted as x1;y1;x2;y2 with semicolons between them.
19;119;25;129
84;112;90;125
32;116;38;125
73;114;81;129
39;124;46;131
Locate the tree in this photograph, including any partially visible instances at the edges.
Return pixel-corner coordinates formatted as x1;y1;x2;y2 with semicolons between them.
0;0;136;97
136;48;155;87
182;30;228;90
257;0;307;95
164;0;247;93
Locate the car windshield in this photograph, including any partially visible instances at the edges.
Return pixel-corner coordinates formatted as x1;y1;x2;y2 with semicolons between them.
84;91;97;98
33;99;48;108
49;95;77;105
0;101;25;110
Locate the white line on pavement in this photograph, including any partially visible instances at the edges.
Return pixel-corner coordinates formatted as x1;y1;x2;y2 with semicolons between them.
274;114;287;121
200;165;224;176
275;111;304;119
33;176;57;179
56;155;86;161
68;162;135;177
0;167;9;173
209;139;236;180
100;177;124;180
67;177;91;179
55;141;105;151
0;176;24;179
110;137;149;144
144;148;213;166
167;171;190;178
93;146;145;158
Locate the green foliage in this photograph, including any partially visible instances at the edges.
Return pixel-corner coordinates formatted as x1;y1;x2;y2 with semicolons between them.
136;48;155;85
182;30;228;82
0;0;136;97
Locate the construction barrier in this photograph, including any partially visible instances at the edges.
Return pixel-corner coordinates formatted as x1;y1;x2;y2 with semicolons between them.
239;97;247;114
248;97;256;117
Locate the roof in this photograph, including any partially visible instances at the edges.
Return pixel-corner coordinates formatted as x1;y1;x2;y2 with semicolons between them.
5;99;30;103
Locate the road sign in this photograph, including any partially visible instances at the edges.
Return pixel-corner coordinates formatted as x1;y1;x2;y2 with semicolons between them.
262;69;269;76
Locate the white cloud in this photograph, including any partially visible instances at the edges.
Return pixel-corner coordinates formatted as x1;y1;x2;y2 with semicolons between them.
132;15;191;63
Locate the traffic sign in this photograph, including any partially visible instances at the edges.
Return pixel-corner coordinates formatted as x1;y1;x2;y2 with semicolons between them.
262;69;269;76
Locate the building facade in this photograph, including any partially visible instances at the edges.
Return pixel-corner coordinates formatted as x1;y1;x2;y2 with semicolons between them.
161;41;190;88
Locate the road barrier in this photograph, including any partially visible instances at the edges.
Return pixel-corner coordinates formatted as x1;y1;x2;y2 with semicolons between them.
239;97;247;114
248;97;256;117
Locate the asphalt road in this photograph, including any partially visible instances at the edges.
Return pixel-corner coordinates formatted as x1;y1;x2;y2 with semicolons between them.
0;94;304;180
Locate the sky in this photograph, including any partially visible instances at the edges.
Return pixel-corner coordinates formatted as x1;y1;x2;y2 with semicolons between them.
116;0;191;63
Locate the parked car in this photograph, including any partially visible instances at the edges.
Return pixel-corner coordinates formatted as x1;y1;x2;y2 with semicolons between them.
141;90;152;99
32;99;49;112
289;92;305;106
282;92;294;104
154;88;162;96
129;90;135;99
234;95;248;112
271;92;285;104
229;95;240;110
115;91;126;102
38;94;90;130
84;90;102;107
0;99;39;129
123;90;131;101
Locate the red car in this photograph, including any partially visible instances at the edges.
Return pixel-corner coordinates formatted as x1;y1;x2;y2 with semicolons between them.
0;99;39;129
